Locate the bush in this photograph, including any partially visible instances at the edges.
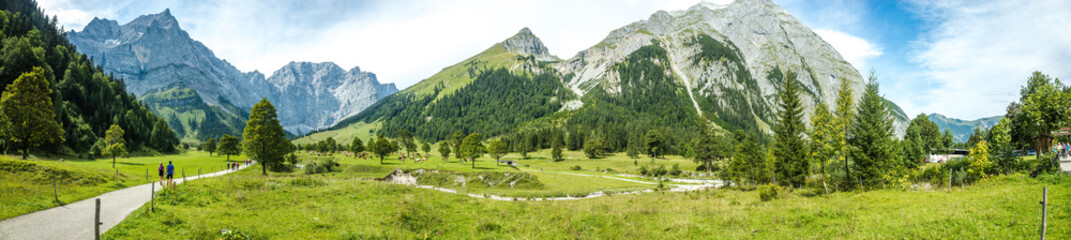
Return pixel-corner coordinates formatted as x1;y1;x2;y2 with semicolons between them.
570;165;582;171
219;228;250;240
269;163;295;173
304;159;340;175
758;184;779;201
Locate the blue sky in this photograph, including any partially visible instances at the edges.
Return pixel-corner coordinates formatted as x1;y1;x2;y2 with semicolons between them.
38;0;1071;120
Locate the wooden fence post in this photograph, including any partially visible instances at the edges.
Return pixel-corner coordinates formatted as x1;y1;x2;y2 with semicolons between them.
151;182;155;212
52;174;58;203
1041;187;1048;240
94;198;101;240
947;168;953;190
114;169;119;183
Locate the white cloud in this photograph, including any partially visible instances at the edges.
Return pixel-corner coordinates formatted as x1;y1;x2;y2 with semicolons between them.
907;0;1071;119
814;29;883;72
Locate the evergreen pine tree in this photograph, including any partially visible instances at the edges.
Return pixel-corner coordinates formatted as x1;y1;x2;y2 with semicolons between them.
849;74;896;188
149;119;176;153
772;72;808;187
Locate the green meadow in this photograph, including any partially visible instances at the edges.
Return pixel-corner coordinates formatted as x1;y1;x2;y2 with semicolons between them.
0;151;244;220
102;154;1071;239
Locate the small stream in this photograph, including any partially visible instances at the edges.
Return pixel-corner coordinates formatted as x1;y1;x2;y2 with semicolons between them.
380;169;722;201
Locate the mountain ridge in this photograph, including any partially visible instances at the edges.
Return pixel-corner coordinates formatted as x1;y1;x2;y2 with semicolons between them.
306;0;910;150
68;10;398;140
927;113;1002;143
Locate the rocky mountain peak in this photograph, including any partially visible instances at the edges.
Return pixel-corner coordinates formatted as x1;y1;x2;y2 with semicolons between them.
127;9;180;31
502;27;555;61
79;17;120;39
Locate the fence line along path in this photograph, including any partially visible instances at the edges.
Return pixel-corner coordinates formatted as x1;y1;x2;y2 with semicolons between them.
0;163;252;240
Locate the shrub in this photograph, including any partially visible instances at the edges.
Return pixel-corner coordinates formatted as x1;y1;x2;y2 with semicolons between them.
269;163;295;173
304;159;340;175
758;184;779;201
570;165;582;171
219;228;250;240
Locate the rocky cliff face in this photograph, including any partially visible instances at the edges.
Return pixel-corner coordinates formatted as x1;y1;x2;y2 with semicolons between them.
557;0;909;134
68;9;398;140
502;27;556;61
264;62;397;134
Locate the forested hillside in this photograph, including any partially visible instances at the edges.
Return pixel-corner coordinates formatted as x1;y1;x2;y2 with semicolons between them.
0;0;177;156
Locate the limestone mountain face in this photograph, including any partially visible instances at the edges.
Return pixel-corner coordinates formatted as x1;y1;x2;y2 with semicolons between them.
316;0;912;144
264;62;397;135
68;9;397;140
557;0;909;134
502;27;556;61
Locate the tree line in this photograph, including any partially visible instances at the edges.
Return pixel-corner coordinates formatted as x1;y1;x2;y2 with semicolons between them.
0;0;179;159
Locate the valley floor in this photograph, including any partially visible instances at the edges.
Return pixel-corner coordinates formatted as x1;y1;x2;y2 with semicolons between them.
100;151;1070;239
0;152;242;220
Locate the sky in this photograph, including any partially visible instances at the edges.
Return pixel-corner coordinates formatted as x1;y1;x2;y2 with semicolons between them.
38;0;1071;120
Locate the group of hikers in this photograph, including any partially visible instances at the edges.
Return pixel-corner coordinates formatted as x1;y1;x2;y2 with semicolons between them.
1056;142;1070;158
155;159;252;187
156;161;175;187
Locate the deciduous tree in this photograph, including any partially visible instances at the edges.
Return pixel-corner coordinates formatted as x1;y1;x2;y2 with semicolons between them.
809;102;835;195
0;66;63;159
103;124;126;168
421;142;431;158
218;134;240;162
350;137;365;157
488;139;507;165
438;141;452;161
242;98;290;174
203;138;217;157
460;133;484;168
833;78;856;189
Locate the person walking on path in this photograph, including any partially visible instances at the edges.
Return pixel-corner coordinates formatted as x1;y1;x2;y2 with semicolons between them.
166;161;175;187
157;163;164;184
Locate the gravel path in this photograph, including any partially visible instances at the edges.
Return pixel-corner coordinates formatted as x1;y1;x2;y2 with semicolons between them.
0;163;252;240
1060;154;1071;175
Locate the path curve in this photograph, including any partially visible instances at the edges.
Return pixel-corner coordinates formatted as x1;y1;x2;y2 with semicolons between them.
0;163;253;240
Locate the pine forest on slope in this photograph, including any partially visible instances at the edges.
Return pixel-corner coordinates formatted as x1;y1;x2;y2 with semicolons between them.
309;0;911;156
66;10;398;143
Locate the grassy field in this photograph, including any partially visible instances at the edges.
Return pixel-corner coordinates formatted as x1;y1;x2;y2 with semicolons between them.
0;151;243;220
103;165;1071;239
293;121;382;146
298;150;659;198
